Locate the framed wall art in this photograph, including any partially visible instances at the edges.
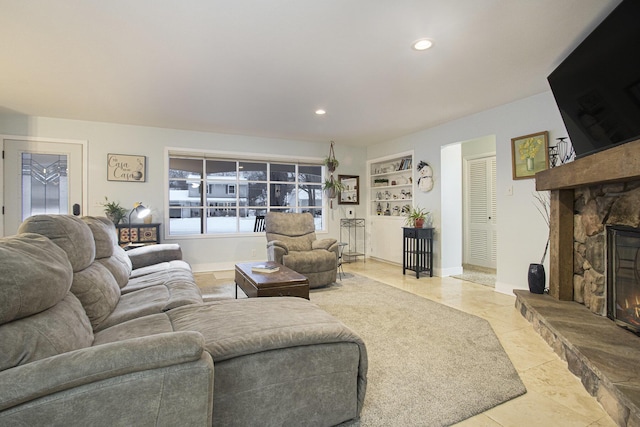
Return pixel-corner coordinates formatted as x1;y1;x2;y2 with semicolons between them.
511;131;549;180
107;153;146;182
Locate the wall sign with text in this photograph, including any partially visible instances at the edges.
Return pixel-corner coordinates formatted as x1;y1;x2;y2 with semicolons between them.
107;153;146;182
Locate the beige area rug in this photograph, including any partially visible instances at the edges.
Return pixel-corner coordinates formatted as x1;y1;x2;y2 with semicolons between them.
196;272;525;426
312;273;525;426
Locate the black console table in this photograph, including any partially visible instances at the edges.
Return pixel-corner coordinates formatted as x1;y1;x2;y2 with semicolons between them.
115;223;161;247
402;227;434;278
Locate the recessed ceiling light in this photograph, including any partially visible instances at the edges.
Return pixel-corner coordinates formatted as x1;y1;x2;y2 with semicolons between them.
315;109;326;115
412;38;433;51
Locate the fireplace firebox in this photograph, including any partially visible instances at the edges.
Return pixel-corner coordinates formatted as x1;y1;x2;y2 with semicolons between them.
607;226;640;334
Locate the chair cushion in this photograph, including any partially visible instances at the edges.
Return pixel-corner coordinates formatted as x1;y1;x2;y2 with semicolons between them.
265;212;317;251
283;250;337;273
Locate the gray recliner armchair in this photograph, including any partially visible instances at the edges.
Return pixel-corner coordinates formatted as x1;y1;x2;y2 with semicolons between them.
265;212;338;288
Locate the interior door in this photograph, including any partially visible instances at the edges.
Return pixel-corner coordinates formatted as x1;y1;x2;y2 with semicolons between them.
3;138;84;236
464;156;496;269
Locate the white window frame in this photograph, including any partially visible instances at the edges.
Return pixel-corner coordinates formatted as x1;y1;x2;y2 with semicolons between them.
165;148;326;238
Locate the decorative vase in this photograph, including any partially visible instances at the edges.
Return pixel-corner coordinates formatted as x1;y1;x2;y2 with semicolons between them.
528;263;545;294
526;157;535;171
414;218;425;228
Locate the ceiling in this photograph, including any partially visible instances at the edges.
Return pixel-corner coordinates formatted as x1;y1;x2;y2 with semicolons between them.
0;0;621;147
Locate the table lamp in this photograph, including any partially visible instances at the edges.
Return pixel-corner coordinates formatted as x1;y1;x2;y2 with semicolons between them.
128;202;150;245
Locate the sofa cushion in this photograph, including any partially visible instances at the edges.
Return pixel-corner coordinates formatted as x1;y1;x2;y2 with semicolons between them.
19;215;95;272
128;260;191;281
72;263;122;330
92;313;174;346
83;216;132;288
0;233;73;325
82;216;115;258
0;294;94;371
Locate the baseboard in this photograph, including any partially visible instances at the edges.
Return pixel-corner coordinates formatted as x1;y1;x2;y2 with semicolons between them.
494;281;525;296
439;266;463;277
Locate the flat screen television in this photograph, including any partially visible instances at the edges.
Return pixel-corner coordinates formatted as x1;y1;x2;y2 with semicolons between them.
547;0;640;159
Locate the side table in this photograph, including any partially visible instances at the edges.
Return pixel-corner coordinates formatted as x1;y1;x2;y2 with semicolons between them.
116;223;161;247
402;227;434;278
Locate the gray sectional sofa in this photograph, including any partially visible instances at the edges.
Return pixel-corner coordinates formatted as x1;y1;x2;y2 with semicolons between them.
0;215;367;426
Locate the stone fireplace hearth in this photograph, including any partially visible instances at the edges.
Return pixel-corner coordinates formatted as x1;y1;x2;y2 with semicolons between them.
519;139;640;427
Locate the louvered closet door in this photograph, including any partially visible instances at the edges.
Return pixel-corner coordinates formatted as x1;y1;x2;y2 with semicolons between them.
465;156;496;269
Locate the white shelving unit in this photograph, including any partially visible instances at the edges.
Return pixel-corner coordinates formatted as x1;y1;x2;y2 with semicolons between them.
370;155;413;217
367;151;415;264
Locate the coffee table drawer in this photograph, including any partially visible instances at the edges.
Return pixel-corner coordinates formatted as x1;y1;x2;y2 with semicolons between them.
256;283;309;299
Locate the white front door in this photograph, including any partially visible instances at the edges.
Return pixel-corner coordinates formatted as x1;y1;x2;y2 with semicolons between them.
3;137;85;236
464;156;497;269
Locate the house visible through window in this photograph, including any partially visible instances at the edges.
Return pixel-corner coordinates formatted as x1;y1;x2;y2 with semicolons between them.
168;154;325;235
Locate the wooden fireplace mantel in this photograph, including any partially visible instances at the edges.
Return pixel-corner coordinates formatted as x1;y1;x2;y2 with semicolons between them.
535;138;640;300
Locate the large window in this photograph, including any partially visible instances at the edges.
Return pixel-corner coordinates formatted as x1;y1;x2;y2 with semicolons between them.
168;155;325;235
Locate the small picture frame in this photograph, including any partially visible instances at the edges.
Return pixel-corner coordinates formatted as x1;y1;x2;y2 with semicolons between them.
107;153;146;182
511;131;549;180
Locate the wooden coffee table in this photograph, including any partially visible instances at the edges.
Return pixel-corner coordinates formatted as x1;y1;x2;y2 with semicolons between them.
235;261;309;299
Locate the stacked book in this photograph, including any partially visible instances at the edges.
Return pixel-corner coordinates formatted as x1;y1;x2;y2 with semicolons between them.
251;264;280;274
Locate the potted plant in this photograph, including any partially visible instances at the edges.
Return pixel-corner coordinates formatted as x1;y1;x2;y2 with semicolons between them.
323;156;339;173
404;205;429;228
101;197;127;225
324;141;339;173
323;176;345;199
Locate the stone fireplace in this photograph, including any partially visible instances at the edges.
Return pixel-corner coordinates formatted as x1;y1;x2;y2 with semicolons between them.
606;225;640;333
536;138;640;304
526;139;640;426
572;180;640;322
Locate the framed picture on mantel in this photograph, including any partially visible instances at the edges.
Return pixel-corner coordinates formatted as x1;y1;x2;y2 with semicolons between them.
511;131;549;180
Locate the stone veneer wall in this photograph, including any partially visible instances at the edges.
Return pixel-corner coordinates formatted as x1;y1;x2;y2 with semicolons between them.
573;180;640;315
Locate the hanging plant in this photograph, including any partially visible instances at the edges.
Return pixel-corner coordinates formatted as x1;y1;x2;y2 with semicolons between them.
323;175;345;199
323;141;339;172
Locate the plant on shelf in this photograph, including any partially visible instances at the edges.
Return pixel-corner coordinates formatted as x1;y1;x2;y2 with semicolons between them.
101;197;127;225
404;205;429;228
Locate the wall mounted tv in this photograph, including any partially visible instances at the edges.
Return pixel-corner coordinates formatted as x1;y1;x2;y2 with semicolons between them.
547;0;640;159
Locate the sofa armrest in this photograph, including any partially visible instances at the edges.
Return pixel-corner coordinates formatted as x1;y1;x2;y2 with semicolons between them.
0;331;209;412
313;238;338;252
127;243;182;270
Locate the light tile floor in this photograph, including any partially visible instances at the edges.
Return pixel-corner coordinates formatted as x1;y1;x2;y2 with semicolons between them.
194;259;617;427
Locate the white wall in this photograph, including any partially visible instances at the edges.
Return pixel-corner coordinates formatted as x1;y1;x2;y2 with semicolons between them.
1;91;563;293
440;143;462;277
0;115;367;271
367;91;565;295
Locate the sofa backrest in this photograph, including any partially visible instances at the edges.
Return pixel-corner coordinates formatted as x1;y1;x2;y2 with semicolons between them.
0;233;94;371
19;215;122;331
82;216;133;288
265;212;317;251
